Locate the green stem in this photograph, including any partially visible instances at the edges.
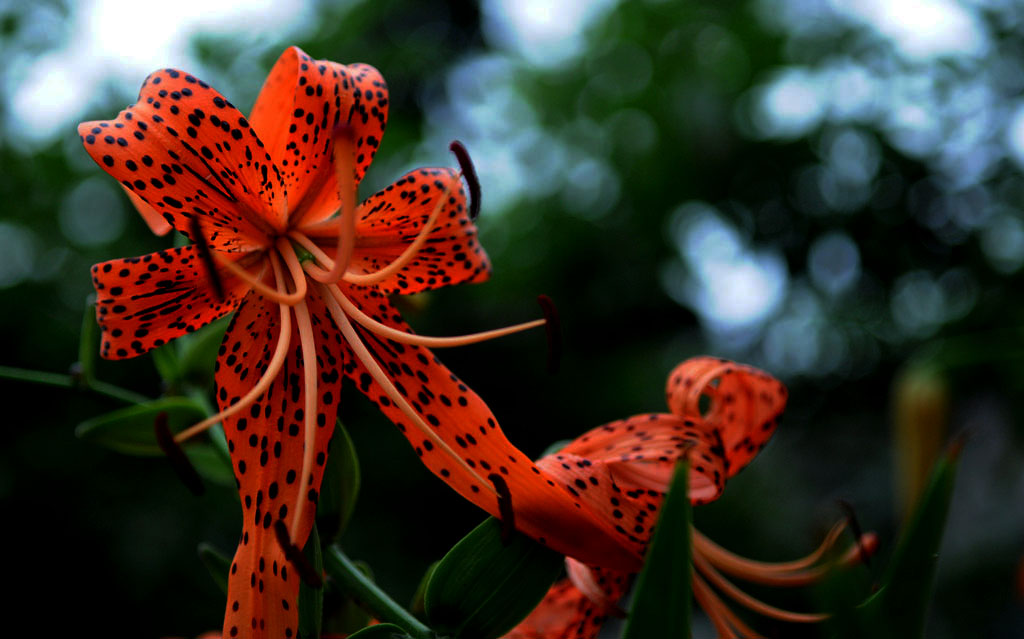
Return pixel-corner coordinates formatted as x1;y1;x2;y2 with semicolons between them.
0;365;149;405
324;546;434;639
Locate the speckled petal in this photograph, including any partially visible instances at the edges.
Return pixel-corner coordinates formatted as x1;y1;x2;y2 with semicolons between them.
217;287;343;639
250;46;388;226
90;246;249;360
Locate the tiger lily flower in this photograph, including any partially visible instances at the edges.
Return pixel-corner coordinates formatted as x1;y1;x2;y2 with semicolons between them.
79;46;551;639
504;357;878;639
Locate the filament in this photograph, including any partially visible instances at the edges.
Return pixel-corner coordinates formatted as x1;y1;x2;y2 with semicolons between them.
692;552;827;624
213;249;306;306
318;283;498;500
298;125;357;284
289;298;320;542
327;284;544;348
692;573;740;639
174;256;294;444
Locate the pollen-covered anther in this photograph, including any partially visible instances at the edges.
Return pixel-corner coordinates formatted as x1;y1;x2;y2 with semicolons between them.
273;520;323;588
488;473;516;544
449;140;480;220
154;411;205;496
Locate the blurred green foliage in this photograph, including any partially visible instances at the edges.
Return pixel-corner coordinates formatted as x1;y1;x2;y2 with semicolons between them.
1;0;1023;637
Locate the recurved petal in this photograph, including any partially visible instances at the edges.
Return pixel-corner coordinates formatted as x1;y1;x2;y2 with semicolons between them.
216;287;344;639
90;245;249;360
250;46;388;226
338;285;641;572
78;67;287;250
553;413;727;506
310;167;491;294
665;357;787;478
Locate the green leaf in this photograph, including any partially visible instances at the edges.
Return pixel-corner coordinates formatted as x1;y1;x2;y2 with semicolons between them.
853;445;960;639
299;524;324;639
177;316;230;387
623;461;691;639
185;441;235;486
317;420;361;543
425;518;564;639
151;343;181;384
75;397;206;456
198;542;232;595
346;624;413;639
409;561;439;619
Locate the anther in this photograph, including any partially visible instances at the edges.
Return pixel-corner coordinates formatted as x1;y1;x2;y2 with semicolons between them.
536;295;561;374
189;216;226;301
449;140;480;219
154;411;205;496
488;473;516;545
838;500;872;568
273;520;324;588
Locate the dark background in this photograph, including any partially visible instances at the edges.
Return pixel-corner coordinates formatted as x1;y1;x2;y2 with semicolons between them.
1;0;1023;636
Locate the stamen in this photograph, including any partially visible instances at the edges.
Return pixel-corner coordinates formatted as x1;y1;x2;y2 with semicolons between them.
318;283;498;499
692;574;741;639
692;552;827;624
174;257;294;444
488;473;516;544
154;411;205;496
838;500;872;568
536;295;561;374
273;520;324;588
289;299;320;543
693;521;848;578
300;125;358;284
338;172;456;287
449;140;480;219
326;284;545;348
566;559;627;618
214;249;306;306
189;216;225;301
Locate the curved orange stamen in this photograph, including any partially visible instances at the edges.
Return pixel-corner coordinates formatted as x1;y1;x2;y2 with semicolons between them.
174;256;294;444
317;282;498;499
297;126;357;284
692;521;849;585
692;574;741;638
289;298;320;542
325;283;545;348
213;247;306;306
692;552;827;624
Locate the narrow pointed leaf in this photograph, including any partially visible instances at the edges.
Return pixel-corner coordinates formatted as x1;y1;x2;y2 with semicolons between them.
299;524;324;639
151;343;181;384
425;517;564;639
317;420;361;543
184;441;235;486
76;296;98;385
855;446;960;638
198;542;232;595
409;561;439;619
347;624;413;639
75;397;206;455
623;461;692;639
177;315;231;386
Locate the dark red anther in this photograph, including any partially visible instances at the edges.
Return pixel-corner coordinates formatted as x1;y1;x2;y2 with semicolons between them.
189;216;225;302
536;295;561;374
488;473;516;545
154;411;205;496
449;140;480;220
274;520;324;588
838;499;872;568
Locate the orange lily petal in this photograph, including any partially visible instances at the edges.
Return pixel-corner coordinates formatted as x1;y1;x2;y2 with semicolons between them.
78;68;288;250
665;356;787;478
90;246;249;360
506;564;629;639
552;413;727;507
339;284;642;572
122;185;173;236
250;46;388;227
309;167;491;293
217;288;343;639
